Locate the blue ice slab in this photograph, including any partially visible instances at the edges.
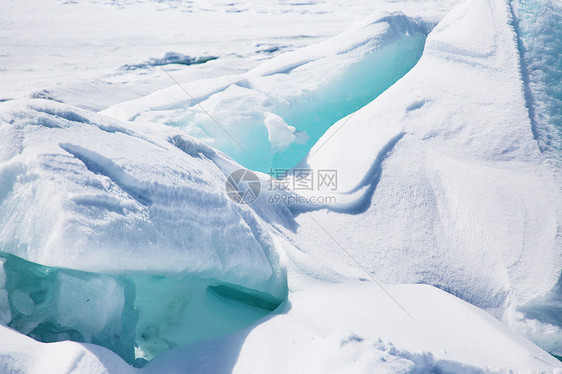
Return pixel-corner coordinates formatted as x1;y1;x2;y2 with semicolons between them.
270;33;427;171
0;253;286;366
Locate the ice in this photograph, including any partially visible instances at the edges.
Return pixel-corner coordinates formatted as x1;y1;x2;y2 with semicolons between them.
132;276;281;363
0;258;11;325
0;258;5;288
102;12;434;172
121;52;218;71
264;112;308;152
0;291;10;325
0;253;134;362
55;273;127;341
11;290;35;316
0;253;283;366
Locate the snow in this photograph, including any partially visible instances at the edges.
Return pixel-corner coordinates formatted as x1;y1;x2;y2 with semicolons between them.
0;0;458;110
119;282;562;373
0;0;561;372
0;325;134;374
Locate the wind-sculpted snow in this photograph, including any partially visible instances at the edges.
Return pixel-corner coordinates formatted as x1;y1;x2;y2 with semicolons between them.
0;98;294;364
102;12;434;172
289;0;562;359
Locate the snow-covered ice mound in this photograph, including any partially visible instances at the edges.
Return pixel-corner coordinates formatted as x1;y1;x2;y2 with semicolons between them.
0;99;287;292
0;99;289;364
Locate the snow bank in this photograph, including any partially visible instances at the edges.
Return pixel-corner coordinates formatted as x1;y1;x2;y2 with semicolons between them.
0;324;134;374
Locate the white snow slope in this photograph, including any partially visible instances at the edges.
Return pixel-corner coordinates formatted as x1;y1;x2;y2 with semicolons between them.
289;0;562;357
0;0;561;372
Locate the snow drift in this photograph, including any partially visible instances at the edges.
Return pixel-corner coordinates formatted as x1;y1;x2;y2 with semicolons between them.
288;0;562;358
